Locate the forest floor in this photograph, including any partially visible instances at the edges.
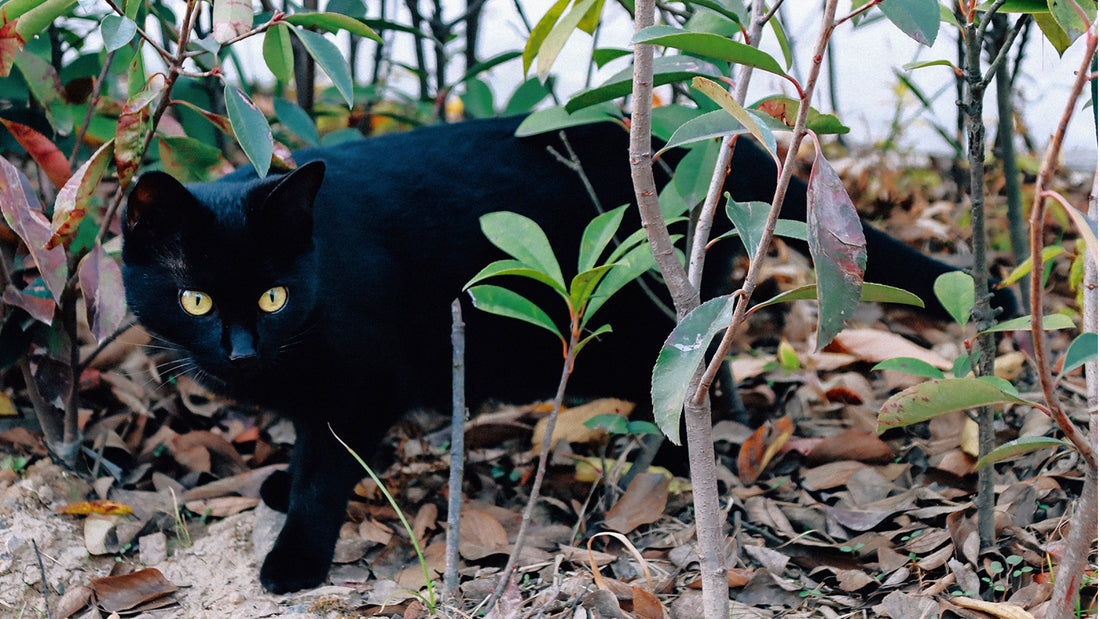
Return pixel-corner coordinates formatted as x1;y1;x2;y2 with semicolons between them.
0;151;1095;618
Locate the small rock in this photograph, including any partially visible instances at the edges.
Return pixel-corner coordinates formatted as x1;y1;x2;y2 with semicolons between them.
139;532;167;566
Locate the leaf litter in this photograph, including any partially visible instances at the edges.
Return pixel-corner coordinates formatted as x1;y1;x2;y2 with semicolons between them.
0;150;1094;618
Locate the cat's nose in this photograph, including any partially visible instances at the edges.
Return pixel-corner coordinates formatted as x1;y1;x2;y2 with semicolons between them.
227;326;259;369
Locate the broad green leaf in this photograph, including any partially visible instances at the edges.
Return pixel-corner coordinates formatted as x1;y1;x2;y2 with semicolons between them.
48;139;113;249
454;51;522;88
12;51;68;131
768;7;792;69
523;0;572;75
806;146;866;350
633;26;786;77
514;102;620;136
291;27;354;107
0;157;67;306
725;199;809;259
158;136;229;183
575;323;613;355
585;413;629;433
78;243;126;345
273;98;319;146
592;48;631;68
872;357;946;379
1033;12;1072;55
463;259;567;296
212;0;252;43
224;85;273;178
570;264;619;320
565;56;720;113
999;246;1064;286
538;0;602;81
691;77;776;157
101;15;137;52
479;212;565;290
982;0;1048;11
466;285;563;343
752;282;925;311
503;77;553;116
578;205;627;273
13;0;77;47
652;294;736;444
671;141;719;208
877;377;1035;431
1048;0;1095;47
981;313;1076;333
675;0;745;24
263;23;294;83
933;271;975;326
658;109;751;155
284;12;382;42
877;0;940;46
1061;332;1097;375
460;78;495;119
753;95;850;134
606;226;652;263
976;436;1069;468
327;0;368;18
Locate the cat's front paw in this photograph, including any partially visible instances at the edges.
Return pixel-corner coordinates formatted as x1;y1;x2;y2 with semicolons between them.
259;470;291;512
260;542;332;593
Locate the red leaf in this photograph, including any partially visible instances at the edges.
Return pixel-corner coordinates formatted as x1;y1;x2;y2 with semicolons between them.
49;139;113;249
0;118;70;189
78;242;127;344
0;21;20;78
115;75;165;189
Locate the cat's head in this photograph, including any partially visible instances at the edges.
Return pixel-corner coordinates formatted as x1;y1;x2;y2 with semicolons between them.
121;162;326;389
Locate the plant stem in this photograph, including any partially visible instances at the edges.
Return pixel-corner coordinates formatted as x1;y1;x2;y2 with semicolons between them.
444;299;465;600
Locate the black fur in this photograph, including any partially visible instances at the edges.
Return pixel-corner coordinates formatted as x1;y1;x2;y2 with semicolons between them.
121;116;1012;593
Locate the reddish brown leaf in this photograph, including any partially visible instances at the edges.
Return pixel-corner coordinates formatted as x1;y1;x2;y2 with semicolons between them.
737;416;794;483
115;74;164;189
90;568;178;613
183;496;259;517
604;472;669;534
0;21;19;78
78;242;127;344
632;584;669;619
49;139;113;248
806;430;893;463
686;567;754;589
0;118;70;189
57;499;134;516
458;509;510;560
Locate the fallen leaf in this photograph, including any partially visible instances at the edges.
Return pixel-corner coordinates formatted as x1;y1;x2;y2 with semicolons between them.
58;500;134;516
738;416;794;483
458;509;510;560
826;328;951;369
530;398;634;450
951;597;1034;619
183;496;259;517
90;568;178;613
603;472;669;534
806;429;893;463
632;584;670;619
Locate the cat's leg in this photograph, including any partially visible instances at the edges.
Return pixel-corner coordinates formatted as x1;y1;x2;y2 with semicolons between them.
259;470;291;512
259;420;362;593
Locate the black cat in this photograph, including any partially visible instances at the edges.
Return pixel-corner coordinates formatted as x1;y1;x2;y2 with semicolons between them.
121;115;1012;593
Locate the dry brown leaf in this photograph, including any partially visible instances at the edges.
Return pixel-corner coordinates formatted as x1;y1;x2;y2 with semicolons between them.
412;502;437;543
827;328;952;369
54;584;93;619
738;416;794;483
686;567;755;589
530;398;634;450
960;418;980;457
458;509;510;560
603;473;669;534
632;584;669;619
806;429;893;463
802;460;867;491
183;496;258;517
90;568;178;613
360;518;394;545
951;597;1034;619
57;499;133;516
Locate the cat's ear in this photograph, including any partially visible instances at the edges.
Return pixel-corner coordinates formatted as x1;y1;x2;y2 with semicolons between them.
254;161;325;247
124;171;200;238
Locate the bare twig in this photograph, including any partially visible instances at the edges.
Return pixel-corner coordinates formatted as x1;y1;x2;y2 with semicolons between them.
444;299;465;600
69;50;116;168
32;539;49;618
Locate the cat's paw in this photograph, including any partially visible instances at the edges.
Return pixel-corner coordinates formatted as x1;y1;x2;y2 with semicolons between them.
259;470;291;512
260;543;331;593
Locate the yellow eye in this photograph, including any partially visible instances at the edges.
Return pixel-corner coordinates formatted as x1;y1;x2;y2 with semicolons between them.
258;286;288;313
179;290;213;316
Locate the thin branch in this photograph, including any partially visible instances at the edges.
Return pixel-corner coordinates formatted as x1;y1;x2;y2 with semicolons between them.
976;0;1008;39
980;13;1029;88
834;0;883;29
69;50;116;168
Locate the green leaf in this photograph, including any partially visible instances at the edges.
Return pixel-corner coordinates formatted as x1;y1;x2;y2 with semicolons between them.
676;0;745;24
902;59;957;71
454;51;523;88
479;212;565;291
461;78;495;119
13;0;77;47
999;246;1064;286
753;282;925;311
327;0;368;18
158;135;228;183
753;95;850;134
466;285;564;343
691;76;776;157
1033;12;1072;55
570;263;619;321
725;199;808;259
565;56;720;114
981;313;1076;334
872;357;946;379
578;204;627;273
503;77;553;116
1048;0;1095;47
575;323;613;356
538;0;602;81
523;0;573;75
273;98;319;146
514;103;621;137
768;7;793;69
933;271;975;326
586;235;656;322
284;12;382;42
652;294;735;444
877;378;1035;431
806;146;866;350
585;413;629;433
224;84;273;178
658;109;752;155
633;26;786;76
672;140;719;208
263;23;295;83
101;15;137;52
1061;332;1098;375
291;27;354;107
877;0;940;46
212;0;253;43
976;436;1069;468
464;259;567;296
592;47;632;68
